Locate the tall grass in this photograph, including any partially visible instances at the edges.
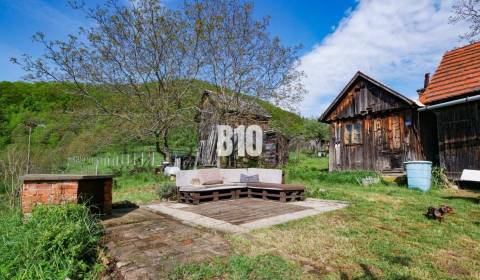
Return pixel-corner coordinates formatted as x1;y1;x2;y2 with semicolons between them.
0;204;103;279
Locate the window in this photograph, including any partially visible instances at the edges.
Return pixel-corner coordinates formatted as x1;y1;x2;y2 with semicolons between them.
353;123;362;144
344;122;362;144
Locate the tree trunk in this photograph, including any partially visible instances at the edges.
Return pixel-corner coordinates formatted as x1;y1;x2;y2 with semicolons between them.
155;130;172;164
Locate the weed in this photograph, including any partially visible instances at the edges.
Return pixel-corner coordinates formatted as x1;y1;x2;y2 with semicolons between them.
0;204;103;279
156;182;177;200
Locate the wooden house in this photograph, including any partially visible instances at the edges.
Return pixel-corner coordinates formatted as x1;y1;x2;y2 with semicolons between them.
195;90;289;168
418;42;480;179
319;72;424;172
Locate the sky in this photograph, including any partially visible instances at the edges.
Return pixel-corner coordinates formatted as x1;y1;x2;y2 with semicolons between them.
0;0;469;117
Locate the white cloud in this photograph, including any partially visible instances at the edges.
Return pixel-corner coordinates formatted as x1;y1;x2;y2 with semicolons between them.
299;0;469;117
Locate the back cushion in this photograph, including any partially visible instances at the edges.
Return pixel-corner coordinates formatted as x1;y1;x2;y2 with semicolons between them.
247;168;282;184
176;170;199;187
220;169;248;183
198;168;222;185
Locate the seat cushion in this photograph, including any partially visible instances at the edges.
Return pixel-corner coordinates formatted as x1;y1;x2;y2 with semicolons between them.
176;170;199;187
220;168;248;183
247;182;304;191
198;168;222;185
202;179;224;185
179;184;247;192
247;168;283;184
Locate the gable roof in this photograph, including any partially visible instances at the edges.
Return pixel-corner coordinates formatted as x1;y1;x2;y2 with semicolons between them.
198;90;271;120
319;71;417;122
421;41;480;104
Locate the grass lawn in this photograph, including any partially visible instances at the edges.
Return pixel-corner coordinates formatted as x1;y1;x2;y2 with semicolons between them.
173;155;480;279
112;172;170;204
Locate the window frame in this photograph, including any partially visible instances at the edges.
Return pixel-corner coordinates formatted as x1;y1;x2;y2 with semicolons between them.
343;121;362;145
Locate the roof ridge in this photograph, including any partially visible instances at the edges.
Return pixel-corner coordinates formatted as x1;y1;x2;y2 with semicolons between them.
445;41;480;55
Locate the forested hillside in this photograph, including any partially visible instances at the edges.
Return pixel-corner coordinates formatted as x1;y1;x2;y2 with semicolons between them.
0;81;307;173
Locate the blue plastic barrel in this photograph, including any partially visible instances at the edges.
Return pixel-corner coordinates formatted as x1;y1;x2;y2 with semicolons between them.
404;161;432;192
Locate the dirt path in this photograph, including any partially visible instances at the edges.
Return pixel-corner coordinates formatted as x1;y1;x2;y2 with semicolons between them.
102;207;229;279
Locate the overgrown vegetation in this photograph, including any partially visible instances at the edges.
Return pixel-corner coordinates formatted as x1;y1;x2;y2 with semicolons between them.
0;204;103;280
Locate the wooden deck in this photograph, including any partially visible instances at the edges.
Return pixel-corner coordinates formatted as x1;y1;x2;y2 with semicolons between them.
182;198;309;225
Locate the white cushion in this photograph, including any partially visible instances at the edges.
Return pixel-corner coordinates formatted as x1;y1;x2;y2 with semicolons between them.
220;168;248;183
176;170;199;187
198;168;222;185
179;184;247;192
247;168;282;184
460;169;480;182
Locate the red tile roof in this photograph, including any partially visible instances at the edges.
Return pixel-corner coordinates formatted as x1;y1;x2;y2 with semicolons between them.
420;41;480;104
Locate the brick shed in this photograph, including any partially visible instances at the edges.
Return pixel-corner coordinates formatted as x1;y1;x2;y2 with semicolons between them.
20;174;113;214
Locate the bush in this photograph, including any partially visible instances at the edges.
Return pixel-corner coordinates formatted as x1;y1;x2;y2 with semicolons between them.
0;204;103;279
156;182;177;200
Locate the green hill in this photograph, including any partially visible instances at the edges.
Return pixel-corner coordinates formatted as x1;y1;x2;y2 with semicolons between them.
0;81;308;172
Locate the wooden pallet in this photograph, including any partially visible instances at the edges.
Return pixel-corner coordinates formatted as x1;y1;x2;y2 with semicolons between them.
178;188;248;205
247;188;304;202
178;187;304;204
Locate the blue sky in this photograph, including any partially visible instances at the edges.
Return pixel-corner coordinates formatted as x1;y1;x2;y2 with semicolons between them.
0;0;469;116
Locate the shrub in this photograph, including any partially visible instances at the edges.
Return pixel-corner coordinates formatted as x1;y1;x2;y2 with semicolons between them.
156;182;177;200
0;204;103;279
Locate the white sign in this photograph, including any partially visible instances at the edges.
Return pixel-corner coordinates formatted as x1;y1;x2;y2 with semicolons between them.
217;125;263;157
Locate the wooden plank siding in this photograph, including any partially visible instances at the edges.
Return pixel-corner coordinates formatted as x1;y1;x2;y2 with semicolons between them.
434;100;480;179
321;72;424;172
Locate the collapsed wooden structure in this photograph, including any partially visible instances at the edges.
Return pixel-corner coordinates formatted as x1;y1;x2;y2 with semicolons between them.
319;72;424;172
195;90;289;168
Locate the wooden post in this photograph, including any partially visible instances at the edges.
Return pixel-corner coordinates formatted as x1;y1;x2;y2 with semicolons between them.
141;152;144;165
193;193;200;205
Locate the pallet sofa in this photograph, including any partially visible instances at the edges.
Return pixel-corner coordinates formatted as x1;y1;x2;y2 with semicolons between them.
176;168;305;204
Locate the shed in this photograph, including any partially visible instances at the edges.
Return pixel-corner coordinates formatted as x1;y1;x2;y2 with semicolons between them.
418;42;480;179
319;71;424;172
195;90;289;168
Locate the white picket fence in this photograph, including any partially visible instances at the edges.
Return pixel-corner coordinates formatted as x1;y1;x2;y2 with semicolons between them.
67;151;163;174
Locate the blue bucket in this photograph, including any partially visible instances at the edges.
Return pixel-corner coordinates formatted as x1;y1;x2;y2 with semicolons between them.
404;161;432;192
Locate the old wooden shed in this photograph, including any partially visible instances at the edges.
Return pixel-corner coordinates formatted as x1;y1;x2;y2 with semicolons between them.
418;42;480;179
195;90;289;168
319;72;424;172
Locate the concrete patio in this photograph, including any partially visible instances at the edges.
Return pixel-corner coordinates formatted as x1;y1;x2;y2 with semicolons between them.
144;198;348;233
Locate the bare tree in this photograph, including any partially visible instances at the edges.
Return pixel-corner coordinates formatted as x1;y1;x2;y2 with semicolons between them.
451;0;480;42
185;0;306;115
12;0;202;162
13;0;306;162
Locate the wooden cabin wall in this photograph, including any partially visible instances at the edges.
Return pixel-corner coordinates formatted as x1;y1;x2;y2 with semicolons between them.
325;80;409;122
434;100;480;179
197;105;288;168
328;110;424;172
